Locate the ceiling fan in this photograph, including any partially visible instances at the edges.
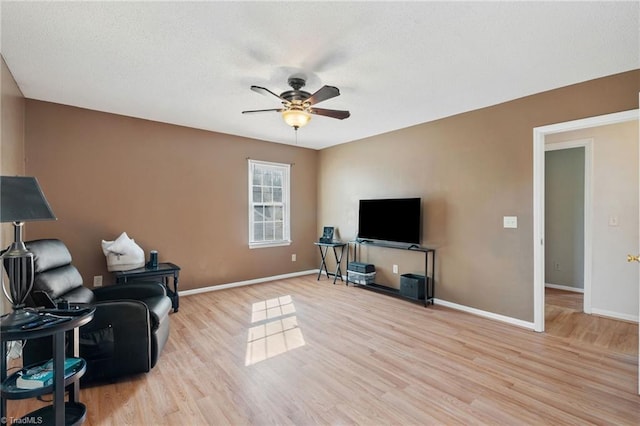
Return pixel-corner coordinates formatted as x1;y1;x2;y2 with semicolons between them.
242;77;350;130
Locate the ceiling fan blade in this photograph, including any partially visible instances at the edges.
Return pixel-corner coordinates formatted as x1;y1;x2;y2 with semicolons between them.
306;85;340;105
310;108;350;120
251;85;288;103
242;108;283;114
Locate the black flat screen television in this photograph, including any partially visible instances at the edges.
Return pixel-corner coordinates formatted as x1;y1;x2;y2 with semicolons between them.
357;198;421;245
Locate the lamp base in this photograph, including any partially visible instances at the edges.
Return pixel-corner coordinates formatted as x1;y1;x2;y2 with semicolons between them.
0;307;39;329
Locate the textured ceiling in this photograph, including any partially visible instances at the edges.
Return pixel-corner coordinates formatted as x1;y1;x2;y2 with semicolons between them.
1;1;638;150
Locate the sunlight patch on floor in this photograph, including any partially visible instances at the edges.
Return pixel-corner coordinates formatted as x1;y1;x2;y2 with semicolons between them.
251;295;296;323
246;295;305;366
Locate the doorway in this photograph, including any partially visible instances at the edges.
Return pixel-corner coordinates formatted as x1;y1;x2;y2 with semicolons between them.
533;109;638;333
544;141;590;315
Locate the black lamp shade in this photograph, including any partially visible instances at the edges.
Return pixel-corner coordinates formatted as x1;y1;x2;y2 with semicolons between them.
0;176;56;223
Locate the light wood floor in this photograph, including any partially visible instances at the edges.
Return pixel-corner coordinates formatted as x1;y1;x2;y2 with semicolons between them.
545;287;638;355
7;276;640;425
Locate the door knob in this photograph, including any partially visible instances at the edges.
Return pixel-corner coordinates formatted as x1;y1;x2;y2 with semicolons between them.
627;254;640;263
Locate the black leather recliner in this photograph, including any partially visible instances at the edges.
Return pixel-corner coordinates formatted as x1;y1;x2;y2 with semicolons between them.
22;239;172;383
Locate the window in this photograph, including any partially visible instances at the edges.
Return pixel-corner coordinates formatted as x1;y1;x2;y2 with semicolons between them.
248;160;291;248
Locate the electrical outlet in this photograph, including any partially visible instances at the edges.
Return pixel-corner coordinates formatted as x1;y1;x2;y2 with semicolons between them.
93;275;103;287
554;262;561;271
393;264;399;274
291;254;297;262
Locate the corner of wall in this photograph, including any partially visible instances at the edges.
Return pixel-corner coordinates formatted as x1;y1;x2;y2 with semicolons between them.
1;54;26;316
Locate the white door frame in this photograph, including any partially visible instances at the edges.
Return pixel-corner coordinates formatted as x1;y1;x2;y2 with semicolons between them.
532;109;638;333
544;139;593;315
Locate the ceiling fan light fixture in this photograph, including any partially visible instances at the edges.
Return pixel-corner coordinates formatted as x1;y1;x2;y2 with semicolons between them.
282;108;311;129
244;77;349;130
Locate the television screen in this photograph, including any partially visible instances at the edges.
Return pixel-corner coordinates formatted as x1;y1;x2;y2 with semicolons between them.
357;198;421;244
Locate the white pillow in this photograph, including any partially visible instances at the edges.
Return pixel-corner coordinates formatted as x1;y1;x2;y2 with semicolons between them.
101;232;140;255
101;232;146;272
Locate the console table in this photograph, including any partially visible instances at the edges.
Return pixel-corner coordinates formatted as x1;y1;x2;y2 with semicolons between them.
346;240;435;306
314;242;347;284
115;262;180;312
1;307;95;425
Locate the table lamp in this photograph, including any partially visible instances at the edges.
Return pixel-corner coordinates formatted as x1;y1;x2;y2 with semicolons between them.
1;176;57;327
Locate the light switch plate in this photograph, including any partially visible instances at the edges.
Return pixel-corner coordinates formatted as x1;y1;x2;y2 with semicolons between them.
503;216;518;229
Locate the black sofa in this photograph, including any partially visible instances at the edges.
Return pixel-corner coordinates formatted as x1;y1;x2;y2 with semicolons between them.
21;239;172;383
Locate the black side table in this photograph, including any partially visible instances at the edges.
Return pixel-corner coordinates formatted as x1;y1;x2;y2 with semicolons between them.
114;262;180;312
314;242;347;284
1;307;95;426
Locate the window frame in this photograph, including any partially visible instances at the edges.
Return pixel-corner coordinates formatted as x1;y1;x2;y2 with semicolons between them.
248;159;292;249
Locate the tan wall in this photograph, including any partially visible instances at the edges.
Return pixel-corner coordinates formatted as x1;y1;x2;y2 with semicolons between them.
1;57;25;177
318;70;640;322
1;56;26;316
24;101;318;291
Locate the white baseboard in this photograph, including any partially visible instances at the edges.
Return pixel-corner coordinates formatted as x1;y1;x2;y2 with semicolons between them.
434;298;536;330
545;283;584;293
179;269;319;296
590;308;639;323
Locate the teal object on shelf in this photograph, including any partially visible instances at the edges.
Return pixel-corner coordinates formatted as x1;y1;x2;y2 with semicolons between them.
17;357;84;389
